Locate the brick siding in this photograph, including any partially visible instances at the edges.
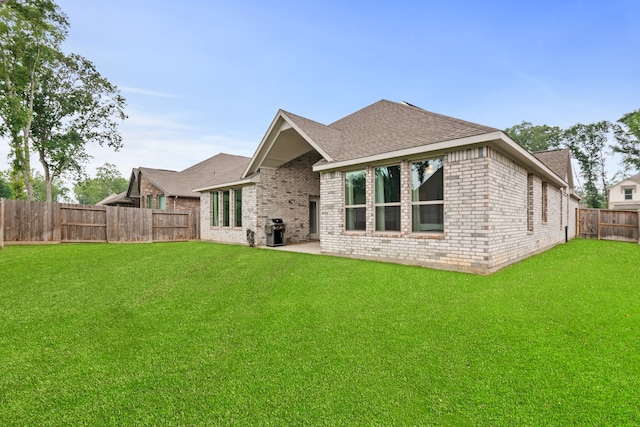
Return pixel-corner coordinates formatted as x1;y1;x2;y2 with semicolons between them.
320;146;571;274
139;176;200;211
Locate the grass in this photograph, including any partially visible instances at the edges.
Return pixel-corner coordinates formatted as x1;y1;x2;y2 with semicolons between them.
0;239;639;426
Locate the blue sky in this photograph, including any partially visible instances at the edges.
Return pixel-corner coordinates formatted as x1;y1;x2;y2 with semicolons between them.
2;0;639;182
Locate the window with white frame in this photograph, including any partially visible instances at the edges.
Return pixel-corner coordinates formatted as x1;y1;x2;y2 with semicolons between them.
345;170;366;231
624;187;633;200
222;190;230;227
411;158;444;232
211;192;219;226
375;165;401;232
234;188;242;227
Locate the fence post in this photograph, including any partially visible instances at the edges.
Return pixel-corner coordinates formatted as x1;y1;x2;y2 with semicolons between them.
575;207;579;238
638;209;640;245
597;209;601;240
0;199;4;250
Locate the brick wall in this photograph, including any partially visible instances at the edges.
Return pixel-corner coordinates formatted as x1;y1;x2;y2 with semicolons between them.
139;175;200;211
486;148;565;269
200;150;321;246
320;146;572;274
200;184;257;246
255;151;322;244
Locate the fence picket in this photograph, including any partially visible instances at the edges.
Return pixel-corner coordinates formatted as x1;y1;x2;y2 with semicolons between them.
1;200;199;244
578;208;639;243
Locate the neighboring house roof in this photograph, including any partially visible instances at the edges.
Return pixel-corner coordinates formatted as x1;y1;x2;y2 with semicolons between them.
131;153;250;198
610;172;640;188
96;191;133;206
238;99;569;190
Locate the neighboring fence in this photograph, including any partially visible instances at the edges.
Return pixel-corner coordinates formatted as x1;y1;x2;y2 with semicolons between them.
577;208;639;243
1;199;199;245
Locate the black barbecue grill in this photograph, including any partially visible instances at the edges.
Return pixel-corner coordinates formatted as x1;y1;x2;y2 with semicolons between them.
265;218;285;246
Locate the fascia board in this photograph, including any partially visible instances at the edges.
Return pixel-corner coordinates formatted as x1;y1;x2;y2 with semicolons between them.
242;111;286;178
279;112;333;162
313;130;568;188
193;175;260;193
312;132;503;171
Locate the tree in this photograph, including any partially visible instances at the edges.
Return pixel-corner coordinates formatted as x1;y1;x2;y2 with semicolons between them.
564;121;611;208
74;163;128;205
504;121;564;152
30;169;68;201
0;0;68;200
612;109;640;173
31;52;126;202
0;170;11;198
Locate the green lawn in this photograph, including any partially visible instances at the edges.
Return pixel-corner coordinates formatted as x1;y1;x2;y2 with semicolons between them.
0;239;638;426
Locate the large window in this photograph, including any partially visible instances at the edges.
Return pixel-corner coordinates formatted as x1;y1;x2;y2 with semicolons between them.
411;158;444;232
211;192;219;226
222;190;230;227
234;188;242;227
345;170;366;231
158;195;166;210
375;165;401;231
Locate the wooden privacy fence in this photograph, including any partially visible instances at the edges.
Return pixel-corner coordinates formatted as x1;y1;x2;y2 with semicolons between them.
577;208;639;243
1;199;199;245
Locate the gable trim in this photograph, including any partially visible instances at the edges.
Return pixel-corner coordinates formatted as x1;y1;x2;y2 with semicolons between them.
242;110;333;178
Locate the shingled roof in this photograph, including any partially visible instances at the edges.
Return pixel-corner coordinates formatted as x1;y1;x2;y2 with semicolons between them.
138;153;250;197
327;100;498;162
532;148;573;186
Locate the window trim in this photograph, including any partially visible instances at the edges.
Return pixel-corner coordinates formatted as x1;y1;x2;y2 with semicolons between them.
222;190;230;227
344;170;367;231
211;192;219;227
374;164;401;232
233;188;242;228
410;158;444;233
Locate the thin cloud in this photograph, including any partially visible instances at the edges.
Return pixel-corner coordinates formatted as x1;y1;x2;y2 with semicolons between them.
119;85;182;99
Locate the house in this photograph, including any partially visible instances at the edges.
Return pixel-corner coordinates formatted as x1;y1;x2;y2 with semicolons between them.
608;173;640;210
195;100;579;274
96;191;134;207
125;153;250;211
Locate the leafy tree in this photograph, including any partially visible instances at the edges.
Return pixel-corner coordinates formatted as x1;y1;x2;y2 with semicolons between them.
74;163;128;205
505;121;564;152
612;109;640;173
0;170;11;198
0;1;125;203
31;170;69;201
564;121;611;208
31;52;126;202
0;0;68;200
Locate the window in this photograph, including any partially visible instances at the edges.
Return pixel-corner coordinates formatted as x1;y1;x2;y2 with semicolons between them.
411;158;444;232
345;170;366;231
375;165;401;231
234;188;242;227
625;188;633;200
542;183;548;223
222;190;230;227
158;195;166;210
147;195;154;209
211;192;219;226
